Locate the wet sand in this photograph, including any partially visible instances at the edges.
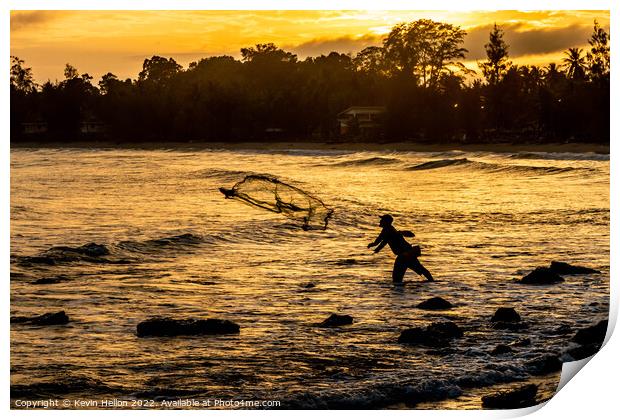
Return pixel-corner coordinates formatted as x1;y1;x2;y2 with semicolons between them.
10;140;610;154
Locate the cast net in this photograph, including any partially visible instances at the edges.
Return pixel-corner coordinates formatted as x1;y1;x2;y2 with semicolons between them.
219;175;333;230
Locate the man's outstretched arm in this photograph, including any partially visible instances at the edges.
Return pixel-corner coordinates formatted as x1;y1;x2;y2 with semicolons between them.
372;240;387;253
367;231;385;248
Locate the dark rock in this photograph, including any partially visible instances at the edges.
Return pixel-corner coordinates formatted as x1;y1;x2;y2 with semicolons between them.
11;311;69;326
526;355;562;375
519;267;564;285
303;283;316;289
572;320;607;346
318;314;353;327
136;317;240;337
33;275;69;285
490;344;513;355
482;384;538;409
491;307;521;323
398;321;463;347
417;297;453;310
398;327;448;348
19;256;56;265
567;344;600;360
549;261;600;275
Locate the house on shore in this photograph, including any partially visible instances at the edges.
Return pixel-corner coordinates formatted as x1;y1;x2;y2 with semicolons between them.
337;106;386;137
21;121;48;135
80;120;107;135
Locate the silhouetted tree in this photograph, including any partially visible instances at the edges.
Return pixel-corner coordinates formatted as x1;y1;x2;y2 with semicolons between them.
240;43;297;63
64;63;79;80
10;56;38;139
138;56;182;84
353;46;386;75
586;20;610;81
383;19;468;88
10;56;36;93
479;24;511;85
562;48;587;80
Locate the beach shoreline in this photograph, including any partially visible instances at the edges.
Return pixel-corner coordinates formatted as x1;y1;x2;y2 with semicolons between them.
10;140;610;154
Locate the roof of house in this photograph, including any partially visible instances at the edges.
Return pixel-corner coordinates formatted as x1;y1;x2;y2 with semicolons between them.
338;106;386;117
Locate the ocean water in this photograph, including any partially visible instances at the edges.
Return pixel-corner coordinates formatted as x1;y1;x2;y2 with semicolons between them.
10;147;609;409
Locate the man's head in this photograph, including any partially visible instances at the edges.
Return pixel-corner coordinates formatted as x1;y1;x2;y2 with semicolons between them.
379;214;393;227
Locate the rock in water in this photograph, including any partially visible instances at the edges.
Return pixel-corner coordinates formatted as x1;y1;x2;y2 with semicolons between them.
526;355;562;375
566;321;607;360
417;297;453;310
549;261;600;275
491;308;521;323
398;321;463;347
136;318;240;337
567;344;600;360
518;267;564;284
572;320;608;345
490;344;513;355
491;308;528;331
11;311;69;326
398;327;447;348
319;314;353;327
481;384;538;409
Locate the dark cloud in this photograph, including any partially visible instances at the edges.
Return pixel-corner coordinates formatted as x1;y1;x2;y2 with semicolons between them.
286;34;382;58
463;23;593;60
286;23;593;61
10;11;67;31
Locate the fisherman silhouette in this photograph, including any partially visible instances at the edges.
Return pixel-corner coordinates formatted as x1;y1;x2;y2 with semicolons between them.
368;214;434;283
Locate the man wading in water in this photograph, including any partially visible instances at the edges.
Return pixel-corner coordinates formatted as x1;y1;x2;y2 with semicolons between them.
367;214;435;283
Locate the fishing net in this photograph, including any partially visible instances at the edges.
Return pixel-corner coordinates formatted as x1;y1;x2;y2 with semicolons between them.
219;175;333;230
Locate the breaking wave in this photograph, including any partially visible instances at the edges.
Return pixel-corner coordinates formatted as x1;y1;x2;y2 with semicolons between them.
11;359;544;408
408;158;471;171
326;157;402;167
407;158;595;175
16;233;205;266
508;152;609;161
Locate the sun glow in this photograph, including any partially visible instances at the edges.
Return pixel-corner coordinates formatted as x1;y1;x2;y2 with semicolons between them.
10;10;609;83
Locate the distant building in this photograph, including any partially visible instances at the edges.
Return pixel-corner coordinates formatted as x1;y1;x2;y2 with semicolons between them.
264;127;286;140
337;106;386;137
21;121;48;135
80;121;106;134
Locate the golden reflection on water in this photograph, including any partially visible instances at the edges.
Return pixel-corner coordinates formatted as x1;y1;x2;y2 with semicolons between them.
10;149;609;408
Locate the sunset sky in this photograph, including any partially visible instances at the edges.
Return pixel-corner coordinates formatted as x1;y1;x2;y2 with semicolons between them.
10;10;610;84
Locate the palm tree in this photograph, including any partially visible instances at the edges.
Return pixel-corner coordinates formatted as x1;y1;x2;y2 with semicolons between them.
562;48;587;80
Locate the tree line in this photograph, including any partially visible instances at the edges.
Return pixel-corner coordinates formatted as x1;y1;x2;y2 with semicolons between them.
10;19;610;143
